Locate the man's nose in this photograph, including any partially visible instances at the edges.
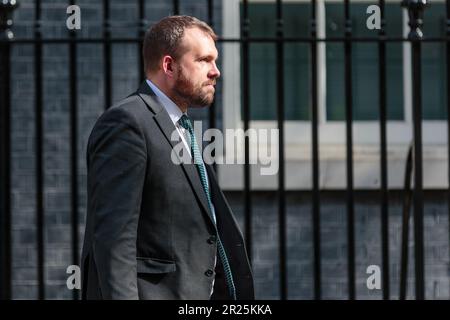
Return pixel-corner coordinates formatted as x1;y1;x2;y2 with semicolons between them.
210;62;221;78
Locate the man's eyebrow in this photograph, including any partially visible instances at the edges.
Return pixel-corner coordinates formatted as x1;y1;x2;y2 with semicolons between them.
197;53;218;61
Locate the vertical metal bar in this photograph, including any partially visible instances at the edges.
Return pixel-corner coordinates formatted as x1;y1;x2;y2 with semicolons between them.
410;21;425;303
173;0;179;15
138;0;145;83
276;0;287;300
400;144;413;300
207;0;217;172
344;0;355;300
242;0;252;265
310;0;321;300
207;0;216;130
34;0;45;300
207;0;213;26
0;0;18;300
446;0;450;288
68;0;79;301
103;0;111;110
401;0;427;300
378;0;390;300
0;37;12;302
0;41;12;300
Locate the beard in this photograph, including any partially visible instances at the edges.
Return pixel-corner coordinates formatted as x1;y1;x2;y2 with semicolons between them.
173;66;215;108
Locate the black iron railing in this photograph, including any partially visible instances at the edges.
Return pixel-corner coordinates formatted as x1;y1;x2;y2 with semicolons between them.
0;0;439;300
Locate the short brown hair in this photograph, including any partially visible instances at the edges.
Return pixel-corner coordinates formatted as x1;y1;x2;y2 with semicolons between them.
142;15;217;74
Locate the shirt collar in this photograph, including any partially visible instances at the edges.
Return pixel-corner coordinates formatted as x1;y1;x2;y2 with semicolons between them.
146;79;186;125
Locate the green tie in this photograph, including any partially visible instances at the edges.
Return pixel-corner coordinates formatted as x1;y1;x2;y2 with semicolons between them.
178;114;237;300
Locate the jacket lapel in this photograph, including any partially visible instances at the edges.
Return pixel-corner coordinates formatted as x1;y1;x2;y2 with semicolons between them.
136;81;215;227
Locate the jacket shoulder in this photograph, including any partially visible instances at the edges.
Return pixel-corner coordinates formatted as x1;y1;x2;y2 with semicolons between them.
87;94;150;151
94;94;150;129
108;94;149;119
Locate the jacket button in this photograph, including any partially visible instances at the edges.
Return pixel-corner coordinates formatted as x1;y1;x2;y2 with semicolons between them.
205;269;214;277
207;235;217;244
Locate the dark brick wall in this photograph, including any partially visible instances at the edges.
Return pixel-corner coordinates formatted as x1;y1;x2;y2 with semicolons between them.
6;0;449;300
226;191;449;300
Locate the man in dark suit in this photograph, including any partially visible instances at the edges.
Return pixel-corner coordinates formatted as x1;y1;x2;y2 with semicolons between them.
81;15;254;300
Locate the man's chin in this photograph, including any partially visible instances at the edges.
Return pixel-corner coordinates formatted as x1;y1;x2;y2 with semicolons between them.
190;96;215;108
189;103;212;109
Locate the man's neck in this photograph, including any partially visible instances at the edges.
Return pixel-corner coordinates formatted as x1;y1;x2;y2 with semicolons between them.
147;77;188;113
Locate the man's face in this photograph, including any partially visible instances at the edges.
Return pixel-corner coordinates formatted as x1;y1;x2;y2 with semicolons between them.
172;27;220;108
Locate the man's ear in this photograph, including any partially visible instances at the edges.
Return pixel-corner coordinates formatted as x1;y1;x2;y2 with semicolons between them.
162;55;175;78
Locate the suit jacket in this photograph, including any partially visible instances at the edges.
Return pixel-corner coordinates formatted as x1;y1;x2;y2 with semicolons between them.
81;81;254;300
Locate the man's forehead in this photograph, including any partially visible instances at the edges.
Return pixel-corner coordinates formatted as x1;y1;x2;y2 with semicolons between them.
181;27;218;56
183;27;213;40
